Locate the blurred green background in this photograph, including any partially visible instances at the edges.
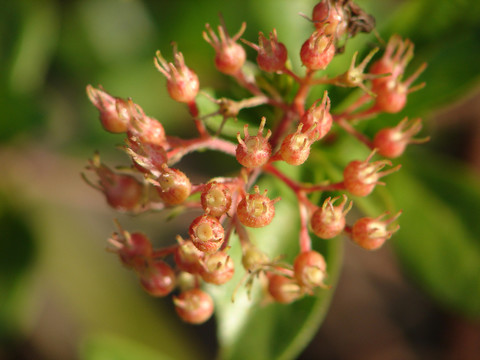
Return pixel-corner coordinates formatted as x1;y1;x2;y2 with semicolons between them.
1;0;480;359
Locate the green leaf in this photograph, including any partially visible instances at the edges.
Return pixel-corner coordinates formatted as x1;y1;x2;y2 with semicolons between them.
211;176;343;360
80;332;174;360
389;150;480;317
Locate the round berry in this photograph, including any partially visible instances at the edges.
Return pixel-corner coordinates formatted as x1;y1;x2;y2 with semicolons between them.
155;166;192;205
280;124;315;166
237;186;278;228
203;21;247;75
312;1;347;37
351;212;401;250
155;48;199;104
201;182;232;217
174;237;205;274
200;251;234;285
139;260;176;297
189;215;225;254
293;251;327;288
300;29;335;70
373;118;428;158
174;289;214;324
268;274;302;304
256;30;288;72
343;151;400;197
311;195;352;239
86;85;129;133
236;117;272;168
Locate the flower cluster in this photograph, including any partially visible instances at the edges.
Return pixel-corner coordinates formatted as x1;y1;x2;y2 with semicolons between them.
84;0;426;324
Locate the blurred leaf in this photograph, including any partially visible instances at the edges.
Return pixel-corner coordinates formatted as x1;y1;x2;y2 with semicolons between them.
211;175;343;360
389;150;480;317
80;332;173;360
0;193;37;336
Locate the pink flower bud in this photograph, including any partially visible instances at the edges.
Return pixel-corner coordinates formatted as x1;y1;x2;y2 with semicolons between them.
311;195;352;239
300;29;335;70
154;45;199;103
86;85;129;133
203;18;247;75
237;186;279;228
236;117;272;168
352;211;401;250
343;150;401;197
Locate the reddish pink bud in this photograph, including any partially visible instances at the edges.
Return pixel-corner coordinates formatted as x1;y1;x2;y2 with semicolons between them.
201;181;232;217
312;1;347;37
237;186;279;228
173;288;214;324
311;195;352;239
86;85;129;133
373;117;429;158
84;153;143;212
300;29;335;70
343;151;401;197
200;251;235;285
370;35;427;113
244;29;288;73
108;227;152;271
279;123;317;166
268;274;302;304
174;236;205;274
300;91;332;140
236;117;272;168
189;215;225;254
154;45;199;103
152;165;192;205
203;18;247;75
293;250;327;288
139;260;176;297
352;211;401;250
125;135;168;175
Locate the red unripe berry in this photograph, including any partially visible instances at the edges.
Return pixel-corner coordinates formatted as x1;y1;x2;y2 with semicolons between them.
236;117;272;168
343;151;401;197
200;251;234;285
86;85;129;133
311;195;352;239
312;1;347;37
300;29;335;70
268;274;302;304
174;237;205;274
85;154;143;212
201;182;232;217
293;250;327;288
237;186;279;228
154;46;199;103
139;260;176;297
189;215;225;254
300;91;332;140
203;21;247;75
351;212;401;250
155;166;192;205
173;288;214;324
373;117;429;158
256;30;288;72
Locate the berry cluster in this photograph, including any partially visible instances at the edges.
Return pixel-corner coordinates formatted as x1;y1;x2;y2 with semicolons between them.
84;0;427;324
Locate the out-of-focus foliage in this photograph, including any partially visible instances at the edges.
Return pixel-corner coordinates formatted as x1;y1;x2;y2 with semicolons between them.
1;0;480;359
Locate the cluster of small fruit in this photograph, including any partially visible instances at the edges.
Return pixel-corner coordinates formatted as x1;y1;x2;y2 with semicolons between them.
84;0;427;324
